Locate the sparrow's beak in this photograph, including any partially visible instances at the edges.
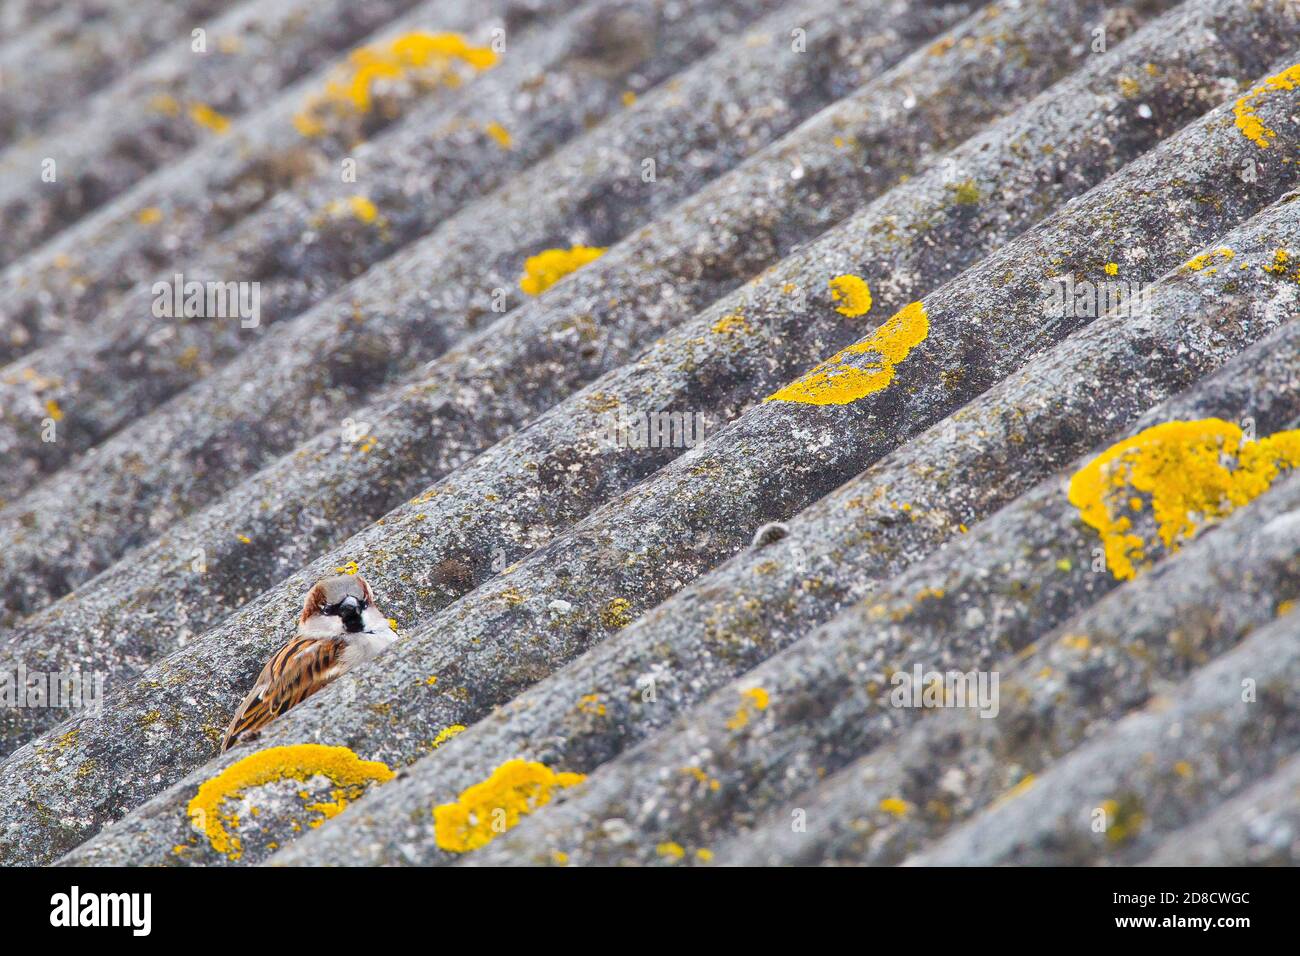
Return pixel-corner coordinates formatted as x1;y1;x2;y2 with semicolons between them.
338;595;364;633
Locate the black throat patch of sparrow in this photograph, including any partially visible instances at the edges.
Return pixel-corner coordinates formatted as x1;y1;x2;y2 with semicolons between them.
221;574;397;752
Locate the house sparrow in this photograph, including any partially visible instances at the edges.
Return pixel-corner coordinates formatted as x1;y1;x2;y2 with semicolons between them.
221;574;397;751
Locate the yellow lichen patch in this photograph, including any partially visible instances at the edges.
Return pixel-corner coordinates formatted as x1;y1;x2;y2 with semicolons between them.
1100;798;1145;845
342;57;401;112
323;195;380;225
44;399;63;421
1182;247;1234;273
621;90;637;107
1278;599;1297;616
725;687;770;731
186;744;394;860
149;93;181;116
600;597;633;629
1060;634;1091;652
928;37;955;57
188;102;231;133
712;312;751;335
348;195;378;223
1263;248;1299;282
1233;63;1300;149
391;31;497;70
484;121;512;149
1104;262;1119;276
294;33;497;134
1008;774;1036;799
948;179;982;205
335;560;360;575
766;301;929;405
433;759;585;853
135;207;163;225
304;788;355;822
828;274;873;317
292;111;325;137
577;694;606;717
681;766;721;792
431;724;466;748
656;841;687;860
879;797;910;817
519;245;607;296
1068;419;1300;581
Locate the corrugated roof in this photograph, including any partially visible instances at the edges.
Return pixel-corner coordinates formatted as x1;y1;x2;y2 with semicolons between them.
0;0;1296;867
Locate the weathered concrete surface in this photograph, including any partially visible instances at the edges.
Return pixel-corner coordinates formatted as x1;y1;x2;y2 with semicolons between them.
718;456;1300;865
5;0;1294;874
0;0;553;365
1140;754;1300;866
0;0;66;38
0;0;425;265
0;0;1133;749
0;0;806;390
0;0;234;148
0;0;599;458
0;0;799;598
309;221;1300;867
457;443;1300;867
34;19;1300;866
907;606;1299;865
269;204;1300;865
0;0;1246;614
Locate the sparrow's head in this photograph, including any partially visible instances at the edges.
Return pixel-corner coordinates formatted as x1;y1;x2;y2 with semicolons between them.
299;574;388;637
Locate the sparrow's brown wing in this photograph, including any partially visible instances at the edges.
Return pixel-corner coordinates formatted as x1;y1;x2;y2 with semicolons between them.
221;636;347;751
